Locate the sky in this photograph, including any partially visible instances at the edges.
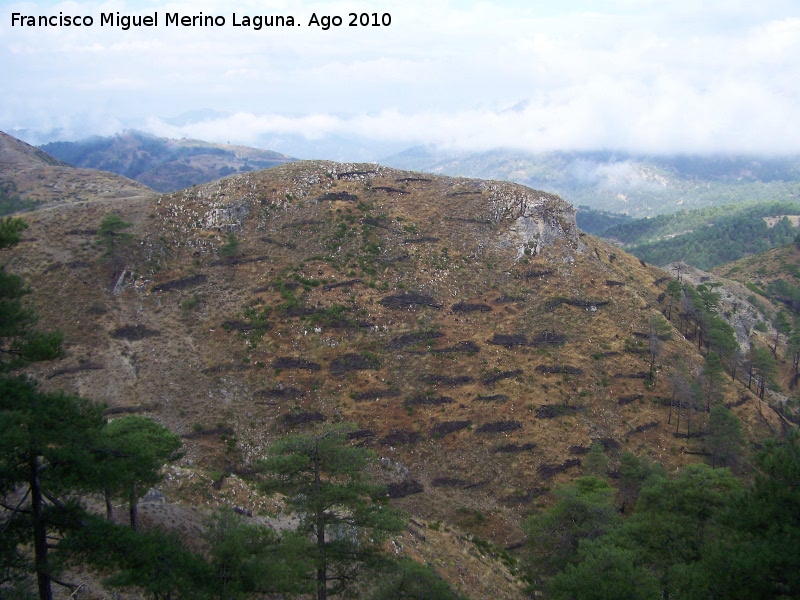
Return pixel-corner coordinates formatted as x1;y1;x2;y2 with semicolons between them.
2;0;800;159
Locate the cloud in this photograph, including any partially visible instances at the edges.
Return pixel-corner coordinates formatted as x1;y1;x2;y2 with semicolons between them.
2;0;799;155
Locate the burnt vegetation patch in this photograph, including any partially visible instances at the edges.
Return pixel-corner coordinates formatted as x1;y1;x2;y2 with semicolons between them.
404;395;454;407
362;216;396;231
547;297;610;310
260;236;297;249
152;273;208;292
628;421;659;436
47;362;103;379
272;357;321;371
493;295;526;304
488;333;527;348
617;394;644;406
282;412;325;427
210;255;270;267
494;442;537;453
530;331;567;346
419;374;473;386
181;427;235;439
317;191;359;202
535;404;586;419
110;325;160;341
482;369;523;386
370;186;409;194
536;365;584;375
387;480;424;498
475;394;509;403
446;190;482;196
431;420;472;437
346;429;375;442
538;459;582;479
525;269;554;279
387;330;439;351
380;291;442;309
221;320;270;332
451;302;492;313
329;353;380;375
380;430;423;446
322;278;361;290
476;420;522;434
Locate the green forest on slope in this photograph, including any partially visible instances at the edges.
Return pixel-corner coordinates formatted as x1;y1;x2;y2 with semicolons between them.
598;201;800;270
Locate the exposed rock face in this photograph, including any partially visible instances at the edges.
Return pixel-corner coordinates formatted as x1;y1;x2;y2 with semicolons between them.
484;181;581;259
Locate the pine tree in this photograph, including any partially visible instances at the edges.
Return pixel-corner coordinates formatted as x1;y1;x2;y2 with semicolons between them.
706;406;744;469
96;213;133;278
96;415;182;529
258;424;405;600
0;376;106;600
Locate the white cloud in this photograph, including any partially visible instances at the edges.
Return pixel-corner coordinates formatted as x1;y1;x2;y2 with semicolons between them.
2;0;799;155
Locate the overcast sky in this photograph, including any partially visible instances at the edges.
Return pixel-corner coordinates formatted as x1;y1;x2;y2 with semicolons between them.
2;0;799;158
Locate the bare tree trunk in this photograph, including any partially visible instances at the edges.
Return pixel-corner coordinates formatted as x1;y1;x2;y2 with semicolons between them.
30;456;53;600
105;488;113;521
668;391;675;424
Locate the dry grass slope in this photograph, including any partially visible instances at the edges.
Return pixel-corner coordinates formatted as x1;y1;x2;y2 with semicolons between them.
2;151;785;598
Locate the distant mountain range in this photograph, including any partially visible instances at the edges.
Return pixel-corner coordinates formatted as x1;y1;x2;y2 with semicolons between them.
40;131;296;193
381;147;800;218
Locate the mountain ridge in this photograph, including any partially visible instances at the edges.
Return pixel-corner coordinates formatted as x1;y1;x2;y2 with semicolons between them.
381;146;800;218
39;130;297;193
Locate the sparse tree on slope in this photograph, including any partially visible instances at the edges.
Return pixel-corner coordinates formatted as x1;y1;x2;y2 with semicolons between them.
258;424;405;600
96;415;182;529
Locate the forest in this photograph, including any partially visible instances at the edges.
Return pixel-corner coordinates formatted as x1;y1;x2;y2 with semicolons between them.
599;201;800;269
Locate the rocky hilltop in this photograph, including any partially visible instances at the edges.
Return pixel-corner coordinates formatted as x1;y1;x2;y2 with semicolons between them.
3;149;782;598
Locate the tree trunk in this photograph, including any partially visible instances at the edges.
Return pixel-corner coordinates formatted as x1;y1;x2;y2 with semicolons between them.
668;391;675;424
105;488;113;521
314;450;326;600
30;456;53;600
129;483;138;531
687;403;692;437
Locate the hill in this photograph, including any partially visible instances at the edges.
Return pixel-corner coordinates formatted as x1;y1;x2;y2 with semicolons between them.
40;130;297;193
2;136;789;597
0;131;151;214
382;147;800;218
600;201;800;270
